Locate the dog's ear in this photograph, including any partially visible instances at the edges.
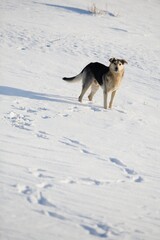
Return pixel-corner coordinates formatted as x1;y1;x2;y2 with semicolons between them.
109;58;116;63
120;59;128;64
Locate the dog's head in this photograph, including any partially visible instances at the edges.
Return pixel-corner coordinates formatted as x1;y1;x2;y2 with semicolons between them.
109;58;128;73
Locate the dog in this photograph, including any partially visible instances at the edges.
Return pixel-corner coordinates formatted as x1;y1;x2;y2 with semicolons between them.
63;58;127;109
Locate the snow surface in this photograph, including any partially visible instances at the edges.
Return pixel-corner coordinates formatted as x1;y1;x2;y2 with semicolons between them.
0;0;160;239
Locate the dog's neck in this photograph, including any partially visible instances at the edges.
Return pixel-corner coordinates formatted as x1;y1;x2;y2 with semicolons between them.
109;69;124;80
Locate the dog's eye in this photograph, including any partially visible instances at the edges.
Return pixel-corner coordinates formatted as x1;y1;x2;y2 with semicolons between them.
114;63;116;65
119;63;122;66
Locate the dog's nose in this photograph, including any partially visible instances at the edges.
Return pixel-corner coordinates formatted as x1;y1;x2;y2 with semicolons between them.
115;67;118;71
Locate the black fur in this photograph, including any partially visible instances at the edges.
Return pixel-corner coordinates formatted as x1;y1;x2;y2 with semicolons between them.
63;76;76;81
63;62;109;85
83;62;109;86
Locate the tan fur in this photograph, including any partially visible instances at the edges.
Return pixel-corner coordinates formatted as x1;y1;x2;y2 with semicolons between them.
102;67;124;109
88;80;99;101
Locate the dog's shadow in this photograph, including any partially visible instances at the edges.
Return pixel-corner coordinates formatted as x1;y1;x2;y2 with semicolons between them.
0;86;103;111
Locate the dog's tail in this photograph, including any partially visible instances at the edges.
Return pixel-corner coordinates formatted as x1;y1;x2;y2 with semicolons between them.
63;72;82;83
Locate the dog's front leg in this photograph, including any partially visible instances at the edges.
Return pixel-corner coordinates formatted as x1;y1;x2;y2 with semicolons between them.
103;91;108;109
103;80;108;109
109;90;116;108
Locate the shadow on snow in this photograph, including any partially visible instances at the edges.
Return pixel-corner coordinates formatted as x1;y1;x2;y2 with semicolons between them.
33;2;91;15
0;86;102;111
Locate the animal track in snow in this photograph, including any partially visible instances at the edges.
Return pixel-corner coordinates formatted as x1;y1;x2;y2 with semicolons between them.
5;111;33;130
60;137;85;148
60;177;120;186
81;222;119;238
41;115;51;119
60;139;144;184
90;106;102;112
124;167;137;175
60;158;143;186
16;184;33;195
5;102;52;133
110;158;126;167
36;182;53;189
55;106;80;118
81;224;107;238
14;168;55;211
47;211;66;220
60;137;96;156
134;176;144;182
109;157;144;183
28;168;54;179
35;209;66;221
57;113;69;117
38;107;49;111
26;108;37;113
36;131;49;139
27;168;54;190
61;177;102;186
27;191;56;207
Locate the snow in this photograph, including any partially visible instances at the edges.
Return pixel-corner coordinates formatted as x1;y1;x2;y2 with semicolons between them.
0;0;160;239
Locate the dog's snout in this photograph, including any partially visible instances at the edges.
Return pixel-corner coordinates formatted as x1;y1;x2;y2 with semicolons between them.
115;67;118;71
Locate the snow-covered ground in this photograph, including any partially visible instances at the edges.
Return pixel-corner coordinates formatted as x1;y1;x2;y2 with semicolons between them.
0;0;160;239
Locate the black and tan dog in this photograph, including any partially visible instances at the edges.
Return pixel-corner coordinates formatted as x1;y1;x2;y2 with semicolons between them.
63;58;127;109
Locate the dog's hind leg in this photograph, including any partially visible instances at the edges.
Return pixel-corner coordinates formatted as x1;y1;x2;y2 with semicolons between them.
78;70;94;102
88;80;99;101
78;80;93;102
109;90;116;108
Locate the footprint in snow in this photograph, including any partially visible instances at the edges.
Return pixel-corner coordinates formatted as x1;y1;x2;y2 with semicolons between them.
80;149;97;156
27;191;56;207
15;182;53;196
16;184;33;195
81;224;107;238
67;106;79;112
47;211;66;220
11;104;26;111
36;182;53;189
79;178;105;186
58;113;69;117
110;157;126;167
90;106;102;112
36;131;49;139
60;137;85;148
15;170;54;207
124;167;137;175
41;115;51;119
35;209;66;221
5;111;33;131
114;107;127;114
60;137;97;156
81;222;119;238
109;157;144;183
60;137;96;155
55;106;80;118
28;168;54;179
27;108;37;113
61;177;110;186
38;107;49;111
134;176;144;182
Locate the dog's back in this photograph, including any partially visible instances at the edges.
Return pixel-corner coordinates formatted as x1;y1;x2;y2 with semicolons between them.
63;62;109;85
84;62;109;85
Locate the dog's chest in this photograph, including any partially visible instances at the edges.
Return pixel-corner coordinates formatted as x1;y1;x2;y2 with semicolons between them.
106;76;122;92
